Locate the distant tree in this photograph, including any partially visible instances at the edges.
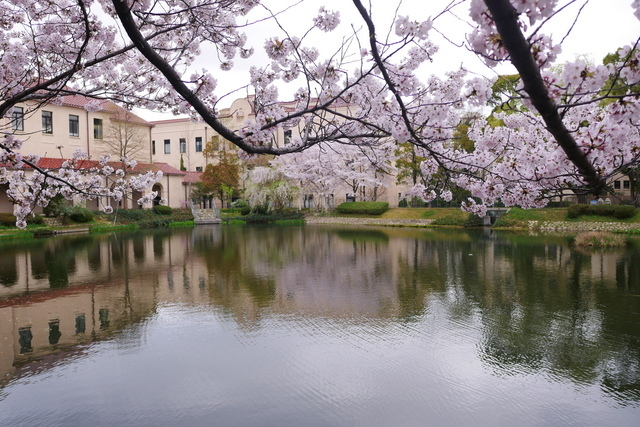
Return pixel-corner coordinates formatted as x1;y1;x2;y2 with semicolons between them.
244;167;299;213
101;112;149;162
201;151;240;208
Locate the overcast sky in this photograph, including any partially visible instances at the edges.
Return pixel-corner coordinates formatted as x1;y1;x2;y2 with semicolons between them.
135;0;640;121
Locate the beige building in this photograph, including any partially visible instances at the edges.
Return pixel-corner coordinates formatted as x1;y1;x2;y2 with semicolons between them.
151;96;411;208
7;95;153;163
1;95;193;212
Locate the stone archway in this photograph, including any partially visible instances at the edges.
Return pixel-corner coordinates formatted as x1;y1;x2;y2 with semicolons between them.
152;183;163;206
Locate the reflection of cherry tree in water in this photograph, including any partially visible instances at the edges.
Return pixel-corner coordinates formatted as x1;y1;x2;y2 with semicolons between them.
194;226;640;403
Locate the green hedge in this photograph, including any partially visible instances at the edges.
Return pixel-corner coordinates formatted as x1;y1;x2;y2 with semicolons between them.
93;208;193;228
230;211;304;224
567;204;637;219
153;205;173;215
0;213;45;227
67;207;94;223
336;201;389;215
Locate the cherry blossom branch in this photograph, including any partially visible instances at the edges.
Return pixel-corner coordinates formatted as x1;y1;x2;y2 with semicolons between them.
483;0;606;195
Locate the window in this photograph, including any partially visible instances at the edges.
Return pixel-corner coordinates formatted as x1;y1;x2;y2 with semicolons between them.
195;166;203;172
624;180;631;190
195;137;202;152
69;115;79;137
42;111;53;134
12;107;24;131
284;129;292;145
48;320;61;345
614;180;621;190
152;140;156;155
93;118;103;139
326;194;334;209
75;314;86;334
304;194;314;209
164;139;171;154
179;138;186;153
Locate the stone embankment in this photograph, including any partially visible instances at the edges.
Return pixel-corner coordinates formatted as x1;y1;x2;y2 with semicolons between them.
528;220;640;233
307;216;640;233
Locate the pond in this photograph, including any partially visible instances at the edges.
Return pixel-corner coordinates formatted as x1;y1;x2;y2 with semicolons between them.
0;225;639;426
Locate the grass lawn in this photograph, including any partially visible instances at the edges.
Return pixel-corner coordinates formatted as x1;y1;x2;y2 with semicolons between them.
358;206;640;225
379;208;468;220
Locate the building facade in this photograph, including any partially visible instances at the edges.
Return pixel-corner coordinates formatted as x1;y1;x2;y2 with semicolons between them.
1;96;191;212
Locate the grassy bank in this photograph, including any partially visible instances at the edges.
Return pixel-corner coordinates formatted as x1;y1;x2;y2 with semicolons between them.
327;206;640;231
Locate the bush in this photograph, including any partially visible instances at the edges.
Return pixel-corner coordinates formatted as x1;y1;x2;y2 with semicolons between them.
336;201;389;215
43;194;67;217
573;231;627;248
398;198;408;208
67;207;94;223
465;214;485;227
224;211;303;224
232;199;249;209
567;204;637;220
28;214;45;225
546;200;572;208
0;213;45;227
153;205;173;215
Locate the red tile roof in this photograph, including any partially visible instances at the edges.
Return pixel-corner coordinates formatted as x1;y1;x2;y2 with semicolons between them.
1;157;186;176
182;171;203;184
59;95;151;126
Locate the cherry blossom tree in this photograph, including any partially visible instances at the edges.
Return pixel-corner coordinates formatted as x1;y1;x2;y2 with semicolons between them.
272;140;397;208
2;0;640;226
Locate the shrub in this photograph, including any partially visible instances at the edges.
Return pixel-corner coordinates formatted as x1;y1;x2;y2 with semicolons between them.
567;204;636;219
0;213;45;227
0;213;17;227
573;231;627;248
241;211;304;224
492;217;516;228
398;198;408;208
464;214;485;227
336;201;389;215
153;205;173;215
28;214;45;225
67;207;94;223
43;194;67;217
232;199;249;209
546;200;572;208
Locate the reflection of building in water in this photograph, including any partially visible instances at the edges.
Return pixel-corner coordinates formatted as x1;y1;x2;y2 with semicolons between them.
0;231;212;384
1;227;637;390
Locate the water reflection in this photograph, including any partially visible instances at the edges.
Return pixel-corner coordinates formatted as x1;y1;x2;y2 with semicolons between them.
0;226;639;424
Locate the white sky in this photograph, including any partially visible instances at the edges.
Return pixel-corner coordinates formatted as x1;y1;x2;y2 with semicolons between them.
135;0;640;121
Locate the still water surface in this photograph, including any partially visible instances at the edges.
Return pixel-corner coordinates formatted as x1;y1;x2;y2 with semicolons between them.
0;225;639;426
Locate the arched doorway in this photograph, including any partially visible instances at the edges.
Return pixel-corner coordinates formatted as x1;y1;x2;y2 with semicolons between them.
152;184;163;206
